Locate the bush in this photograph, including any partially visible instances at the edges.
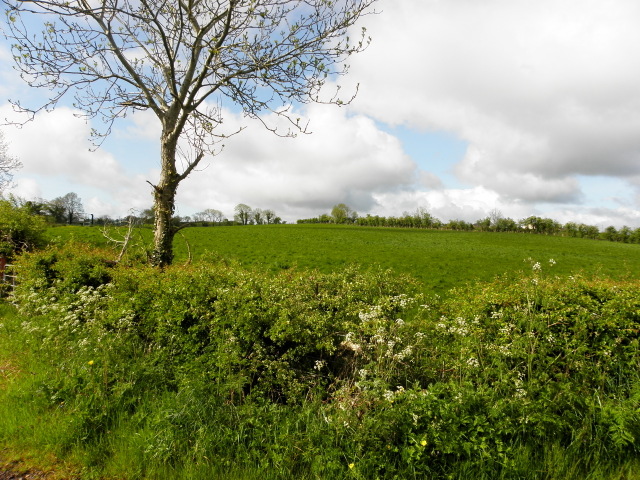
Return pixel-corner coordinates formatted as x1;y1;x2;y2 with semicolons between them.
0;198;47;259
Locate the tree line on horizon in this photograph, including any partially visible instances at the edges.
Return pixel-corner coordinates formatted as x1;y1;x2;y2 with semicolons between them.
8;193;640;245
7;194;284;229
298;203;640;244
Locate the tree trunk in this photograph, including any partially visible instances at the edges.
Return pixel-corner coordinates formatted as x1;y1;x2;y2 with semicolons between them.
151;131;180;267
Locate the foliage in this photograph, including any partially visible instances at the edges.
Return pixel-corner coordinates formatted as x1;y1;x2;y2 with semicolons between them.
47;192;84;224
234;203;253;225
300;206;640;244
331;203;358;224
6;0;377;266
2;243;640;478
0;198;47;259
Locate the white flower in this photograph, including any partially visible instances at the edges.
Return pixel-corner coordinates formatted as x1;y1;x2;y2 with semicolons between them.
359;305;383;322
394;346;413;361
340;340;362;354
314;360;327;371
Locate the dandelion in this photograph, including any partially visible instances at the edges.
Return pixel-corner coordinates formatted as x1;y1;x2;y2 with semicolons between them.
87;360;94;365
348;463;355;470
421;440;427;446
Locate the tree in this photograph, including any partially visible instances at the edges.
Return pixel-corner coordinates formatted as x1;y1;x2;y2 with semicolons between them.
475;217;492;232
234;203;252;225
0;131;21;191
564;221;579;237
414;207;434;228
5;0;377;266
488;208;503;229
618;226;632;243
48;192;84;224
263;208;276;224
253;208;264;225
331;203;356;224
193;208;224;223
494;217;517;232
603;226;618;242
139;208;155;225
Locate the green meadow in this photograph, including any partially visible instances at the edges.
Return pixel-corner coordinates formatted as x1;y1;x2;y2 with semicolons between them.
48;223;640;294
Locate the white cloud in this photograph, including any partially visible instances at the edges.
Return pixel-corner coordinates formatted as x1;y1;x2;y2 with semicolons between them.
1;105;153;215
371;186;532;225
347;0;640;204
178;104;417;220
7;177;43;200
2;1;640;228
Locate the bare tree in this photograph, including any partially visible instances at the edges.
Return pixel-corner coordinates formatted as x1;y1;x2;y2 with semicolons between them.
489;208;503;228
194;208;224;223
5;0;377;266
0;131;21;191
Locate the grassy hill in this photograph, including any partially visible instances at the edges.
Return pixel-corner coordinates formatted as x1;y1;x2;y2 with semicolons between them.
48;223;640;294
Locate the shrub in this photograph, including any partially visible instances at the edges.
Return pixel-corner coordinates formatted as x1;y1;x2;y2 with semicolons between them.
0;199;47;259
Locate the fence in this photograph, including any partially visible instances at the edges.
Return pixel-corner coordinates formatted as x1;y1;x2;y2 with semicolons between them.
0;257;16;296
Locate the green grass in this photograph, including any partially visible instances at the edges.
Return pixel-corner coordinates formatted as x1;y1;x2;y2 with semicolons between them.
48;223;640;295
2;240;640;479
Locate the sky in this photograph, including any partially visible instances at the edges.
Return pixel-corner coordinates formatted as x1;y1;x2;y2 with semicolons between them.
1;0;640;228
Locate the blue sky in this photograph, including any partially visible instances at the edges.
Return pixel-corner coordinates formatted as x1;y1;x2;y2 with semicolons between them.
1;0;640;228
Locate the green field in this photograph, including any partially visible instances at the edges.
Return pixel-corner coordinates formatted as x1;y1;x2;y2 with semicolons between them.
49;223;640;294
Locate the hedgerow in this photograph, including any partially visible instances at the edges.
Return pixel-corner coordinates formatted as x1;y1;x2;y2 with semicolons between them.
4;243;640;479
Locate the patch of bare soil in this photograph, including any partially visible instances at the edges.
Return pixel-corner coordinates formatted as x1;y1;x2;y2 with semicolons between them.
0;460;55;480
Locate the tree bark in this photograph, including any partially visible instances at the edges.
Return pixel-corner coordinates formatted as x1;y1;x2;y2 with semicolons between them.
151;130;180;267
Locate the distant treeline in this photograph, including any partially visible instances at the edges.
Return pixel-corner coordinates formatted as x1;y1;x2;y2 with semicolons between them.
297;204;640;244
